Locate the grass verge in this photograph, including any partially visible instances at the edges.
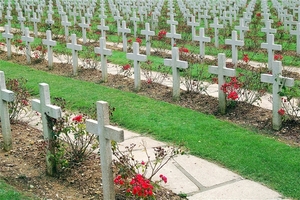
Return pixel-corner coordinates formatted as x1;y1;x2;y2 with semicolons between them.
1;60;300;199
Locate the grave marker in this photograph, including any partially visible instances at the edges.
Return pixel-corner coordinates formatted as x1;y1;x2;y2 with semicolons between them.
114;10;123;35
97;18;109;38
261;20;277;36
234;18;249;40
31;12;40;37
225;30;244;66
141;22;155;56
17;11;26;35
193;27;211;57
261;61;294;130
86;101;124;200
32;83;62;175
21;27;34;64
0;71;14;151
118;21;131;52
290;22;300;54
208;53;236;114
2;25;13;59
261;34;282;70
164;47;188;99
130;11;140;38
94;37;112;82
166;24;181;47
210;17;224;48
67;34;83;75
187;15;199;40
61;15;71;42
78;17;89;44
42;30;57;68
126;42;147;90
5;10;13;31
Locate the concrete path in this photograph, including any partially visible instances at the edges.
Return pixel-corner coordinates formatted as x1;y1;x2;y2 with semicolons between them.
1;28;293;199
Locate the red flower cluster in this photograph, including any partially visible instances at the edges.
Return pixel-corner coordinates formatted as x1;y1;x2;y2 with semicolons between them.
114;175;124;185
129;174;154;197
243;54;250;63
256;12;261;17
157;29;167;40
278;108;285;116
123;64;131;70
128;39;132;43
179;47;189;53
17;39;22;43
159;174;167;183
136;37;142;44
274;54;283;60
72;115;83;122
221;77;241;101
277;21;282;26
36;46;42;51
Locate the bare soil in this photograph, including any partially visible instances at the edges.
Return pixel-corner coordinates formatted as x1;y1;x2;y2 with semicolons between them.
0;50;300;200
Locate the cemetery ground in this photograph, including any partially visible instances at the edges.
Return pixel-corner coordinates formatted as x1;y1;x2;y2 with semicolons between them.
1;52;300;199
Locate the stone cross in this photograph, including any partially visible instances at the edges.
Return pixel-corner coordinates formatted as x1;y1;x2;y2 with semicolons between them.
141;22;155;56
45;13;54;27
290;22;300;54
67;34;83;75
86;101;124;200
0;71;14;151
17;11;26;35
166;13;178;27
187;15;199;40
97;18;109;38
21;27;34;64
261;34;282;70
61;15;71;42
42;30;57;68
261;61;294;130
118;21;131;52
164;47;188;99
114;10;123;35
32;83;62;175
126;42;147;91
78;17;89;44
208;53;236;114
94;37;112;82
5;10;13;31
193;27;211;57
2;25;13;59
261;20;277;36
210;17;224;48
225;30;244;66
130;11;140;38
31;12;40;37
166;24;181;47
200;10;211;28
71;6;79;25
234;18;249;40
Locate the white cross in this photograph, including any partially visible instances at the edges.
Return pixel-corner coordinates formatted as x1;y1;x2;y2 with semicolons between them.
200;10;211;28
45;13;54;26
261;20;277;36
130;11;140;38
78;17;89;44
2;25;13;59
61;15;71;42
114;10;123;35
118;21;131;52
86;101;124;200
225;30;244;65
210;17;224;48
31;83;62;175
5;10;13;31
126;42;147;90
42;30;57;68
193;27;211;57
208;53;236;114
261;34;282;70
141;22;155;56
17;11;26;35
97;18;109;38
71;6;79;25
167;13;178;27
164;47;188;99
30;12;40;37
234;18;249;40
0;71;14;151
67;34;83;75
94;37;112;82
261;61;294;130
21;27;34;64
290;22;300;54
187;15;199;40
166;25;181;48
261;13;273;26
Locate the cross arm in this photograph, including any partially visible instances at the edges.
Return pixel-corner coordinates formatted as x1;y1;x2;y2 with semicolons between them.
1;89;14;102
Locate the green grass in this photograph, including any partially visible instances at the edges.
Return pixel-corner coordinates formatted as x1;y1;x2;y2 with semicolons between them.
1;60;300;199
0;179;34;200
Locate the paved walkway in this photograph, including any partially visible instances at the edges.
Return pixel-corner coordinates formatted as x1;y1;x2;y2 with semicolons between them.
1;28;293;198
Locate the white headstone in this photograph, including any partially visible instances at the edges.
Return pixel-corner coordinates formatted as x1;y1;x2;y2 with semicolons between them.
21;27;34;64
0;71;14;151
31;83;62;175
94;37;112;82
42;30;57;68
97;18;109;38
193;27;211;57
126;42;147;90
118;21;131;52
140;23;155;56
208;53;236;114
67;34;83;75
210;17;224;48
187;15;199;40
30;12;40;37
2;25;13;59
17;11;26;35
86;101;124;200
261;34;282;70
61;15;71;42
225;30;244;65
164;47;188;99
290;22;300;54
130;11;140;38
261;61;294;130
166;24;181;47
78;17;89;44
234;18;249;40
